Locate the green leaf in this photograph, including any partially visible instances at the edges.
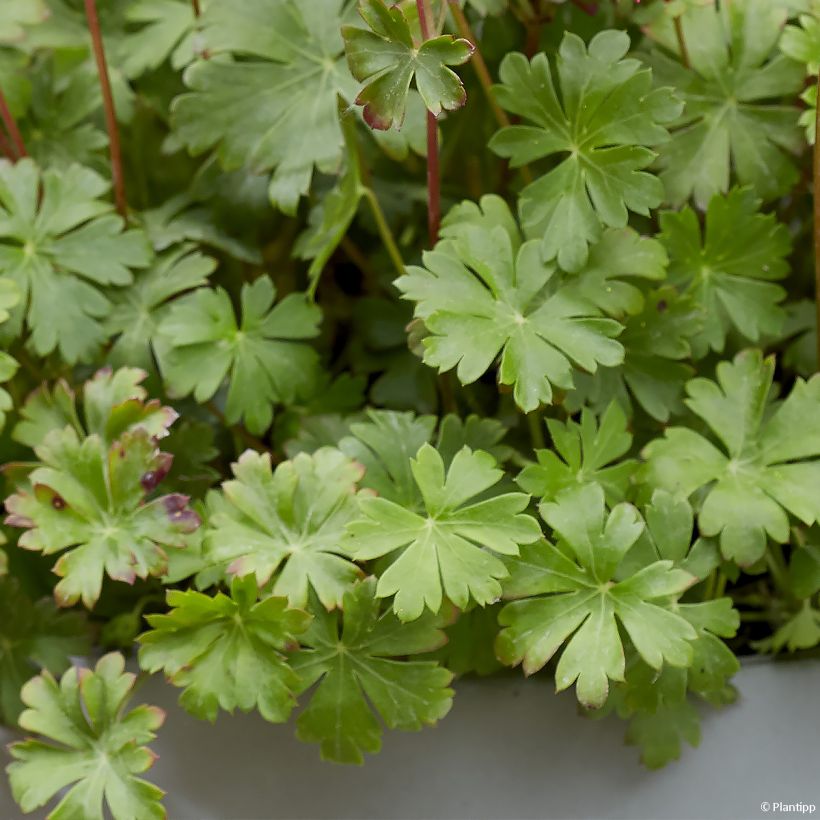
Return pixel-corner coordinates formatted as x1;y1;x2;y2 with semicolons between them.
13;366;178;450
489;31;681;270
294;103;364;295
342;0;473;130
157;277;321;434
5;427;200;608
789;543;820;598
0;0;48;42
396;196;624;413
782;13;820;73
204;448;365;609
754;600;820;652
642;349;820;565
427;602;504;677
660;188;791;354
644;0;803;208
340;408;436;508
0;577;90;725
118;0;200;80
0;159;152;363
571;228;668;317
138;575;310;723
171;0;359;214
106;246;216;373
497;483;697;708
291;578;454;763
517;402;637;505
7;653;165;820
348;443;542;621
565;287;699;422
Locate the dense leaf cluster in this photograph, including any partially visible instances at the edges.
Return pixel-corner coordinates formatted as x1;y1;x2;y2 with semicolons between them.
1;0;818;815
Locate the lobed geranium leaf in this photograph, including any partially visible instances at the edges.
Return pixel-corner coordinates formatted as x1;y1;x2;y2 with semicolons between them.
342;0;474;130
660;188;791;355
644;0;803;207
396;196;624;412
347;443;542;621
205;448;365;609
106;246;216;373
497;483;697;708
172;0;358;214
489;31;681;270
642;349;820;565
517;402;637;505
139;575;310;723
291;578;454;763
7;653;166;820
0;159;152;362
157;276;321;435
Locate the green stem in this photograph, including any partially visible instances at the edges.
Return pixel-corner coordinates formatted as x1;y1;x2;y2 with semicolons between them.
766;543;791;598
84;0;127;218
362;187;406;278
527;410;545;451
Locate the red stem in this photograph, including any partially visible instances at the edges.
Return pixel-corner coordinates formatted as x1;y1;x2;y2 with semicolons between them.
0;129;17;161
416;0;440;245
0;89;26;159
84;0;127;218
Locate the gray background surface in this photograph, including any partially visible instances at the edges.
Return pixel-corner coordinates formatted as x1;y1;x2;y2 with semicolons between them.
1;659;818;820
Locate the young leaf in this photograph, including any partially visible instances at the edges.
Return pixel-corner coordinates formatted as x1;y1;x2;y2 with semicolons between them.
660;188;791;354
172;0;358;214
342;0;474;130
7;653;165;820
13;366;178;450
489;31;681;270
157;277;321;435
497;483;697;708
5;428;200;608
642;349;820;565
644;0;803;207
0;159;152;362
396;197;624;413
204;448;365;609
0;577;90;725
347;443;541;621
291;578;454;764
138;575;310;723
517;402;637;505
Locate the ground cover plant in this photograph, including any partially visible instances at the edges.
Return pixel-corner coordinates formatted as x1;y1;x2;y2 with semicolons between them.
0;0;819;814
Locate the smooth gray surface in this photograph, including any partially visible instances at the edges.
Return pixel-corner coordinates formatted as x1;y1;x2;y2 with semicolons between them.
1;660;818;820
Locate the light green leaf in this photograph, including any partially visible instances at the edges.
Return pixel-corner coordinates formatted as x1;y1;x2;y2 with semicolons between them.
396;197;624;412
642;349;820;564
497;484;696;707
138;575;310;723
348;443;541;621
8;653;165;820
205;448;365;609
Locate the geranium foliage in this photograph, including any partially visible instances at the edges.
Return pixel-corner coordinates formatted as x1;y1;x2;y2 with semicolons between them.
0;0;817;813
